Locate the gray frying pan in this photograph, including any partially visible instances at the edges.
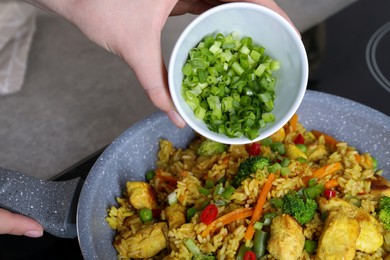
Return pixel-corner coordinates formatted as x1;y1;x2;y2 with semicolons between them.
0;90;389;259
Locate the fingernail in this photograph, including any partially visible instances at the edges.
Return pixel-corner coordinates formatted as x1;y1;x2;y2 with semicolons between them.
24;230;43;238
167;110;186;128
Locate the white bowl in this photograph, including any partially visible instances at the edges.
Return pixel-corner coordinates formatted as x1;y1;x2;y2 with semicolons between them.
168;2;308;145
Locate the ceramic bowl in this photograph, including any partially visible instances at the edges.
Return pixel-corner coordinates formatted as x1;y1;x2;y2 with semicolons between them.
168;2;308;144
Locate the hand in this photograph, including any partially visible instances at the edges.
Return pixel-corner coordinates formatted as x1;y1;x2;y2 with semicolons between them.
0;208;43;237
25;0;296;128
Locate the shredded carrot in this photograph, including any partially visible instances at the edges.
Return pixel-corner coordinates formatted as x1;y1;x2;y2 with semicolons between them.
354;154;362;163
303;162;342;186
201;207;254;237
289;114;299;132
312;130;338;151
244;173;276;241
324;179;339;189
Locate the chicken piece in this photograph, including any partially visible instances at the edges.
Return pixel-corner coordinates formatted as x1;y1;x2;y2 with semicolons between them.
267;214;305;260
286;144;307;160
123;222;168;258
307;143;328;161
165;203;186;229
126;182;158;210
371;175;390;197
316;210;360;260
355;209;384;253
318;197;383;253
271;127;286;143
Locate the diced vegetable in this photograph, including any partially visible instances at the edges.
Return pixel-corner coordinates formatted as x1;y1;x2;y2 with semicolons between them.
182;32;280;140
253;230;268;258
200;204;219;224
139;208;153;223
244;173;276;241
201;207;254;237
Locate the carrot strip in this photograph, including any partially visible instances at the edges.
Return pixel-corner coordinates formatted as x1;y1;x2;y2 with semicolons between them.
289;114;299;132
324;179;339;189
302;162;342;186
312;130;338;151
244;173;276;242
201;207;254;237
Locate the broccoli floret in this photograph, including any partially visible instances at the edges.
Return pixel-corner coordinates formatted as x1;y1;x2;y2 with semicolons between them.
378;196;390;230
231;156;270;188
281;191;317;225
197;140;228;157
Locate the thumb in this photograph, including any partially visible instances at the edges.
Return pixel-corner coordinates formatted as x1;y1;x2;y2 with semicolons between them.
127;32;186;129
0;209;43;237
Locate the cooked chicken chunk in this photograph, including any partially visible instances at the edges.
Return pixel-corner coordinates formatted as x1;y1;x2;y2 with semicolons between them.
316;210;360;260
126;182;158;209
307;144;328;161
165;203;186;229
125;222;168;258
371;175;390;197
267;214;305;260
318;197;383;254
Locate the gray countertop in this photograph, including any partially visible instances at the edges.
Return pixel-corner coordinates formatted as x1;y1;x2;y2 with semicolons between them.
0;1;357;180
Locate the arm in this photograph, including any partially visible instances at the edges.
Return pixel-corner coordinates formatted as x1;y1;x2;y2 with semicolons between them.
24;0;296;128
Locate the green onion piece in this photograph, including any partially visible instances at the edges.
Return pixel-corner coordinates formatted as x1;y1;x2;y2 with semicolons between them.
260;137;273;146
145;170;155;181
184;238;202;256
167;191;178;205
199;187;211;196
281;158;290;167
307;178;317;187
271;142;286;155
268;162;282;173
296;144;307;153
253;221;264;230
262;212;277;225
280;167;291;176
304;240;317;254
221;185;235;199
182;32;280;140
205;179;215;189
304;184;324;199
187;207;197;222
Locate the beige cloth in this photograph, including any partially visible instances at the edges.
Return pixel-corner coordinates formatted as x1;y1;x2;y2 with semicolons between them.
0;2;37;95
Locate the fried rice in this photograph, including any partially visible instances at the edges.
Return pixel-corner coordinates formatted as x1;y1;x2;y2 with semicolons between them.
106;115;389;260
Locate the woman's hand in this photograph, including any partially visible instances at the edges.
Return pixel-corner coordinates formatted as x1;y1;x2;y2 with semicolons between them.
25;0;296;128
0;208;43;237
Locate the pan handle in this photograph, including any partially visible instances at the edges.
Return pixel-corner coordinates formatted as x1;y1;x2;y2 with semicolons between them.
0;167;83;238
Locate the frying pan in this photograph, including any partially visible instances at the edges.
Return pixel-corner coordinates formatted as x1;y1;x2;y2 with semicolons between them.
0;90;389;259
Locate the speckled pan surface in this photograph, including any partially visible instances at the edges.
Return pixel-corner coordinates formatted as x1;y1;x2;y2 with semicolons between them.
77;90;389;259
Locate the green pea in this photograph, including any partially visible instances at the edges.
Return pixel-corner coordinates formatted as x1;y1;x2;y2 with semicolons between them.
139;208;153;223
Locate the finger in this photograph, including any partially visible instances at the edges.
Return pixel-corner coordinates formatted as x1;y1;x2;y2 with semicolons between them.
0;209;43;237
222;0;299;35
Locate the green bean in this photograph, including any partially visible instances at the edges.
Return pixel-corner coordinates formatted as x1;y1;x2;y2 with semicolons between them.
236;243;252;260
253;230;268;258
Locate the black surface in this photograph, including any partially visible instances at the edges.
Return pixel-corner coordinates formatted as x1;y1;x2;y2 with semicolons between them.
307;0;390;115
0;0;389;259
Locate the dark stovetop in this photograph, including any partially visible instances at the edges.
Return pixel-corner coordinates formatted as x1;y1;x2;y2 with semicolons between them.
0;0;389;259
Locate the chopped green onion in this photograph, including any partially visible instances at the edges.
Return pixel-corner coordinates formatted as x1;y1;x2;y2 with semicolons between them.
181;32;280;140
304;240;317;254
199;187;211;196
145;170;155;181
187;207;197;221
253;221;264;230
221;185;235;199
167;191;178;205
